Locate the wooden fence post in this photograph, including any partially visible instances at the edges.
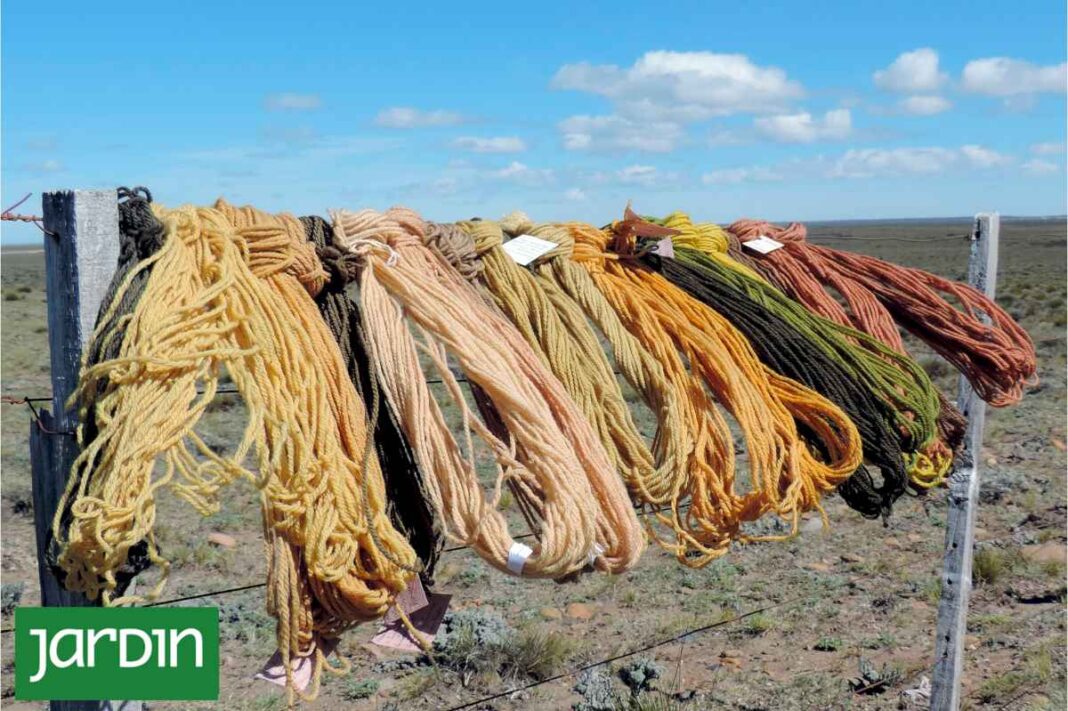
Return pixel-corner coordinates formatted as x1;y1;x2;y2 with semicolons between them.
30;189;141;711
930;212;1000;710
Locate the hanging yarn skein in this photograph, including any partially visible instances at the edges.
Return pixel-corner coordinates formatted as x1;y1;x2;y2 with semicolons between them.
455;217;695;543
565;219;863;562
642;213;917;515
331;207;645;578
300;215;444;583
54;199;418;701
728;219;1037;408
49;187;166;594
657;212;952;491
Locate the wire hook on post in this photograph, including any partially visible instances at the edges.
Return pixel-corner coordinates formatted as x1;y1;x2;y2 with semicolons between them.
1;192;55;235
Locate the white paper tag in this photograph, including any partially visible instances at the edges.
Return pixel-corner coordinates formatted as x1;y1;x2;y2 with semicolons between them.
743;235;785;255
255;635;338;692
506;542;533;575
501;234;557;266
586;543;605;567
651;238;674;259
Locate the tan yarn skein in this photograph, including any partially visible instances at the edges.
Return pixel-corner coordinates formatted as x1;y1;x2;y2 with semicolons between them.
331;207;644;577
471;214;701;556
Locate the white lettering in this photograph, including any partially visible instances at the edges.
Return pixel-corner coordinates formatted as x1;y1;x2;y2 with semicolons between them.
87;628;117;666
169;628;204;668
29;629;48;683
119;629;153;668
49;628;84;670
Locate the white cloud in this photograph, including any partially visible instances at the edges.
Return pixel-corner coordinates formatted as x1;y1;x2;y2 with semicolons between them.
374;107;467;128
552;51;804;120
22;159;64;173
558;115;684;153
1031;141;1066;156
874;48;947;93
490;161;554;185
961;58;1067;97
753;109;851;143
960;144;1012;168
264;93;322;111
899;95;952;115
451;136;527;153
564;187;588;201
702;166;784;185
1022;159;1060;175
615;165;660;186
830;144;1011;178
706;128;749;146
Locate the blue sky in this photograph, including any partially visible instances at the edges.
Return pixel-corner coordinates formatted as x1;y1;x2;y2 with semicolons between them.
2;1;1065;244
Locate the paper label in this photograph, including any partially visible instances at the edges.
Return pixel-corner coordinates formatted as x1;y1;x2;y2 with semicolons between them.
743;235;785;255
255;635;339;692
506;542;534;575
651;238;675;259
501;234;557;266
383;576;430;624
371;592;452;652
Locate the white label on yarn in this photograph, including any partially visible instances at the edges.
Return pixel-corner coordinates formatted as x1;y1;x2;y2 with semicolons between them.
501;234;557;266
743;235;785;255
586;543;605;567
651;237;675;259
507;542;534;575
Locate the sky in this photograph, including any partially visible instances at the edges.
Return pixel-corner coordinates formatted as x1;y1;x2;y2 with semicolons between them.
2;0;1065;245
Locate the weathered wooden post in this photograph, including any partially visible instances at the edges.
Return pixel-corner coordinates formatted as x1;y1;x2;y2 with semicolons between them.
930;212;1000;710
30;190;141;711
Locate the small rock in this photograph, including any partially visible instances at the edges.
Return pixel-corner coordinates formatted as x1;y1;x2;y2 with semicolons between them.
1007;580;1066;604
565;602;594;621
841;553;865;564
1051;438;1066;452
985;456;997;467
207;532;236;548
965;635;981;650
1022;542;1066;565
805;562;832;573
540;607;562;620
801;517;825;534
907;533;924;544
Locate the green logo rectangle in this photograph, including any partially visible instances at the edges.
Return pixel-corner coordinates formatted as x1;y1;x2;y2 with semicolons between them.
15;607;219;701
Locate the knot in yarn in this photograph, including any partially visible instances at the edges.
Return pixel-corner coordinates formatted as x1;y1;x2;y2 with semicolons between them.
662;212;730;254
526;224;575;265
331;207;422;262
116;187;165;261
499;210;535;236
214;199;327;296
730;219;807;245
425;221;483;281
464;219;504;255
317;243;363;287
567;222;613;274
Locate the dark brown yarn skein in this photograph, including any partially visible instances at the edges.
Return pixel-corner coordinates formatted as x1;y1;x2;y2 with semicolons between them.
300;215;444;584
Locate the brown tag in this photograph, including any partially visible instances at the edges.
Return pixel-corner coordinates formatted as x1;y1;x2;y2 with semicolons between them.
617;204;680;240
371;592;452;652
384;575;430;624
254;634;340;692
